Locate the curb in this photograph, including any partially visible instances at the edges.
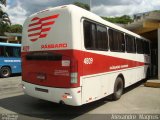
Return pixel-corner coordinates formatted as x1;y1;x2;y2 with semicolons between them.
144;82;160;88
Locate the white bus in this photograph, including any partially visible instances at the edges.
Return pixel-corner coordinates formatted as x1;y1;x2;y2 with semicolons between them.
21;5;150;106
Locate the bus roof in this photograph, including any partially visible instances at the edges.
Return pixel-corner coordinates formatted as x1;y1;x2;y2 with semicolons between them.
65;5;149;41
46;4;149;42
0;42;21;47
23;4;150;52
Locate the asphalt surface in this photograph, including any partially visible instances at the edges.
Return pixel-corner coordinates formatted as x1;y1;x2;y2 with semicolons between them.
0;76;160;120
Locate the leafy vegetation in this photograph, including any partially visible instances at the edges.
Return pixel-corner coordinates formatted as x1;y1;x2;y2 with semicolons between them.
0;0;12;35
153;10;160;13
73;2;90;11
73;2;132;24
0;22;9;35
0;9;11;24
8;24;22;33
102;15;133;24
72;1;132;24
0;0;6;6
0;10;11;35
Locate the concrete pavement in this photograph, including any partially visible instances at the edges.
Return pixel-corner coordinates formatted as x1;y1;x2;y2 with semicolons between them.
0;76;160;120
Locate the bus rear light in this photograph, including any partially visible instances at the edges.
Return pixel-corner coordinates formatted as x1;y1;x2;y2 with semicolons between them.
62;93;72;99
62;95;72;99
70;59;78;72
77;90;81;93
62;55;70;67
61;60;70;67
70;72;78;84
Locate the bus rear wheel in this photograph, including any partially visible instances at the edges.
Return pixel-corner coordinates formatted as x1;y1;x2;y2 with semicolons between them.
112;77;124;100
0;67;11;78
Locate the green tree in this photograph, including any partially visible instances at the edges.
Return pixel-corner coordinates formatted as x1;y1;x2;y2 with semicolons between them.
0;0;6;6
0;8;11;24
0;0;11;35
0;22;9;35
8;24;22;33
73;2;90;11
0;9;11;35
102;15;133;24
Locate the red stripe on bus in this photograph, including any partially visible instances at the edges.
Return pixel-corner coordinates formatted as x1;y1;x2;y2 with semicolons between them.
22;50;147;88
31;17;40;21
29;21;41;27
28;32;40;37
30;38;38;42
29;21;54;30
39;34;47;38
28;14;59;42
28;26;42;32
41;28;51;32
29;14;58;27
42;21;54;26
28;26;51;32
41;14;59;21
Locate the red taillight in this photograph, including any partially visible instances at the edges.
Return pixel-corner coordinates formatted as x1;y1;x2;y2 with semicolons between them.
61;56;70;67
70;58;78;72
59;56;78;84
70;58;78;84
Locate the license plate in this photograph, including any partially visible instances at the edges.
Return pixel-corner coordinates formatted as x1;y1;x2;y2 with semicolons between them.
37;73;46;80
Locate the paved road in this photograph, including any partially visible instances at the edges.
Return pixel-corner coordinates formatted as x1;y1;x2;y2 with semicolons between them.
0;76;160;120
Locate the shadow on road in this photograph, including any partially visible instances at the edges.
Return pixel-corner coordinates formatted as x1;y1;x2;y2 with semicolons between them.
0;80;145;120
11;73;21;77
124;79;145;94
0;74;21;79
0;94;108;120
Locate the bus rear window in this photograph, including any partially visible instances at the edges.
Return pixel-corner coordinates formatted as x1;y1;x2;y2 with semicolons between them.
26;52;62;61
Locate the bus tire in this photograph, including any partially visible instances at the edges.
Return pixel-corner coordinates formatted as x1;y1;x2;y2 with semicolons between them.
143;68;151;83
146;68;150;80
0;67;11;78
112;77;124;100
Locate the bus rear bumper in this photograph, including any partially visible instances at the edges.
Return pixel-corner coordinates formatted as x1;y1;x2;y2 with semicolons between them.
21;81;82;106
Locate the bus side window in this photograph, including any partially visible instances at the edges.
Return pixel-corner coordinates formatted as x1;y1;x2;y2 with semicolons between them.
0;46;4;57
84;20;96;50
109;28;125;52
125;34;136;53
5;46;13;57
136;38;144;54
13;47;21;57
3;46;8;57
96;25;108;50
144;41;150;54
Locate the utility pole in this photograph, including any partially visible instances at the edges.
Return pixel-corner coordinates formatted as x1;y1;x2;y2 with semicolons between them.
90;0;92;11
